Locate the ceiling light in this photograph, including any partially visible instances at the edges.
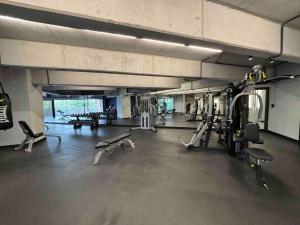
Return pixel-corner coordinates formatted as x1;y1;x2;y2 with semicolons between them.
83;30;137;39
269;58;275;64
188;45;222;53
248;56;253;61
141;38;185;47
0;15;24;22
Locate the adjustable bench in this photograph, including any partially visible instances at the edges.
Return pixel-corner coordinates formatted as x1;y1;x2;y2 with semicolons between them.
94;133;135;164
243;123;273;189
15;121;61;153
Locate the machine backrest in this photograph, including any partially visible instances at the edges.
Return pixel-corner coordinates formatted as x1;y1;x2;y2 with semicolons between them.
244;123;260;142
19;121;35;137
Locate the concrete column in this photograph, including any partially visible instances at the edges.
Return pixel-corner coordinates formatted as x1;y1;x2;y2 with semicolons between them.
0;68;44;146
116;89;131;119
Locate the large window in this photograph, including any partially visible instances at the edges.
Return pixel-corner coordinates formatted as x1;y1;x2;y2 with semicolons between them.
43;98;103;122
157;97;174;113
43;100;53;117
54;99;103;115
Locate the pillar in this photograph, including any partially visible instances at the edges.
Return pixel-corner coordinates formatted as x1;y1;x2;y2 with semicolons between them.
0;68;44;146
116;89;131;119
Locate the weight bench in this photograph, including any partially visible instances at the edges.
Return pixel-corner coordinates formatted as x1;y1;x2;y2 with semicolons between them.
94;133;135;164
243;123;273;189
15;121;61;153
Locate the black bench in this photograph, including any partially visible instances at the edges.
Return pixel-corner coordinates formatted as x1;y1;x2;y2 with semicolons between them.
243;123;273;189
15;121;61;153
94;133;135;164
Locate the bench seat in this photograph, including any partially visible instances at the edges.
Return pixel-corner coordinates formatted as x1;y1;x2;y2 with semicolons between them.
245;148;273;161
95;133;131;149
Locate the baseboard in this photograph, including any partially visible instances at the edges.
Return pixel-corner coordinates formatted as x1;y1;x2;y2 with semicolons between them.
263;130;299;145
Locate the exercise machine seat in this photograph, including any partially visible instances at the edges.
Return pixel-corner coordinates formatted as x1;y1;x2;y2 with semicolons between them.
19;121;44;138
244;123;273;161
244;148;273;161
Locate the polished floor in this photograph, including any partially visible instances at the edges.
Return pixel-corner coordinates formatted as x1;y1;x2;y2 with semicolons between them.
0;124;299;225
45;113;199;129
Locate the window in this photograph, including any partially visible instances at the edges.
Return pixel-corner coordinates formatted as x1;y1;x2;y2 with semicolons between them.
43;98;103;122
157;97;174;113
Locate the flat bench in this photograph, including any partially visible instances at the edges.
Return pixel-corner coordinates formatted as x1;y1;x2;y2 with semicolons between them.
15;121;61;153
94;133;135;164
95;133;131;148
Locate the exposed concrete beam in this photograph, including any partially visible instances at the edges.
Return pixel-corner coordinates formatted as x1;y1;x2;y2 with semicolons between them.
151;78;233;96
0;39;250;81
43;86;116;91
1;0;299;62
31;69;182;89
0;39;201;78
201;62;248;80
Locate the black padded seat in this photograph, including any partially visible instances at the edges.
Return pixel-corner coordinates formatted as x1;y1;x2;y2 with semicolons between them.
95;142;109;149
105;133;130;144
95;133;131;149
19;121;44;138
244;148;273;161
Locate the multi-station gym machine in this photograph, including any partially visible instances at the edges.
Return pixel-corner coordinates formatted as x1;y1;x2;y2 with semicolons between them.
130;95;164;133
179;64;300;189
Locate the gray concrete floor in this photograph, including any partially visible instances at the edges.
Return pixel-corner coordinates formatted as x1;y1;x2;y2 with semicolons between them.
0;124;299;225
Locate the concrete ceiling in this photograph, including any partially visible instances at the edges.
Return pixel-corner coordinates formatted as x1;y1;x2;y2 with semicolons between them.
204;52;281;67
209;0;300;27
0;16;221;61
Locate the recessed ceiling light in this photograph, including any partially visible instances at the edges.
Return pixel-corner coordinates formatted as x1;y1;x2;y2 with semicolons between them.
248;56;253;61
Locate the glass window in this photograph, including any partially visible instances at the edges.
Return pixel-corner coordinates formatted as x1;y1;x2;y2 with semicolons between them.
43;98;103;122
157;97;174;113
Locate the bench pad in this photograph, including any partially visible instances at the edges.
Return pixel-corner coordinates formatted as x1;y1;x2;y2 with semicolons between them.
95;133;131;149
95;142;109;148
245;148;273;161
105;133;130;144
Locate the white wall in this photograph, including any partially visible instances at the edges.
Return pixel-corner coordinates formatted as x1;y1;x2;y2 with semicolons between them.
0;68;44;146
174;95;183;113
268;63;300;140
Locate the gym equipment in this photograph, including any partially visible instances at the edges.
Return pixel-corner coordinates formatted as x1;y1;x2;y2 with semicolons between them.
130;96;164;133
243;123;273;189
68;112;114;129
94;133;135;164
0;82;13;130
15;121;61;153
179;93;215;149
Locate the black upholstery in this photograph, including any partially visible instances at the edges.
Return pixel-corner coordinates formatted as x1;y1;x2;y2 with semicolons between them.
95;142;109;148
19;121;43;138
245;148;273;161
95;133;130;149
105;133;130;144
244;123;260;142
244;123;273;161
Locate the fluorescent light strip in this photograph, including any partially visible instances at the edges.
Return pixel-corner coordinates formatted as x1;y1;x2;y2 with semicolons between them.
83;29;137;39
0;15;25;22
0;14;223;53
188;45;222;53
142;38;185;47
